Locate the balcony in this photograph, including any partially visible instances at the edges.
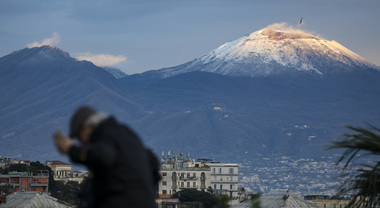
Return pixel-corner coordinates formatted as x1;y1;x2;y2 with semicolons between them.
179;185;198;190
210;180;239;184
31;182;48;187
178;176;198;181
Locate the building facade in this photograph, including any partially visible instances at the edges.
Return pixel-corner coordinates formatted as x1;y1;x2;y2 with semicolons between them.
159;156;211;198
157;152;243;207
207;163;240;205
46;160;71;181
0;171;49;193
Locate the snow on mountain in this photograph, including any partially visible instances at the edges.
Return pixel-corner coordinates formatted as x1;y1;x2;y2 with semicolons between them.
0;45;75;64
102;67;128;79
155;25;378;78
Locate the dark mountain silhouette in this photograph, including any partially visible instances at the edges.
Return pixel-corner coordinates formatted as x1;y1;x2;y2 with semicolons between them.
0;46;145;160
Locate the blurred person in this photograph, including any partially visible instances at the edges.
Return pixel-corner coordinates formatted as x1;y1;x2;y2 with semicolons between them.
54;105;159;208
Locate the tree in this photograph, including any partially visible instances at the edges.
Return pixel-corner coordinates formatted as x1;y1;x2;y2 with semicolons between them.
250;193;261;208
328;125;380;208
216;194;230;208
172;189;220;208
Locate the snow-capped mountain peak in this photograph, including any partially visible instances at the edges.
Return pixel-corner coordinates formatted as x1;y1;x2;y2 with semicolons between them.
0;45;75;65
155;25;377;78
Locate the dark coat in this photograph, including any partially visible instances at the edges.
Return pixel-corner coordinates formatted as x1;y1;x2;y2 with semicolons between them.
69;117;156;208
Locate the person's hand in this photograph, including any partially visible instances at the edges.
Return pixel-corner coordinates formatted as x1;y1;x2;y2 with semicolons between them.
54;131;74;154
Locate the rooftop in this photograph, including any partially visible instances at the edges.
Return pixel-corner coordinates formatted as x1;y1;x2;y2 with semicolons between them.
231;194;321;208
46;161;71;166
0;192;72;208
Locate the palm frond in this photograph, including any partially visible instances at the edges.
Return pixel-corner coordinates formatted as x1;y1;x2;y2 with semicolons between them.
328;125;380;208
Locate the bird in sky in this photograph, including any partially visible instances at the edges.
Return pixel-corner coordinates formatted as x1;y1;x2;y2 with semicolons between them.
299;18;303;24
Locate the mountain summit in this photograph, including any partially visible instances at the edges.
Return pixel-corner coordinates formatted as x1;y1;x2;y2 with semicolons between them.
0;45;74;65
149;26;377;78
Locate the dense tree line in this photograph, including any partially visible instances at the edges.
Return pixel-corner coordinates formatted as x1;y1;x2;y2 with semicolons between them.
172;189;230;208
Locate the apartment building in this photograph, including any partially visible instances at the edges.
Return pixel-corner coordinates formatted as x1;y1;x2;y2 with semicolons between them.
158;153;211;198
206;163;240;205
46;160;71;181
0;171;49;193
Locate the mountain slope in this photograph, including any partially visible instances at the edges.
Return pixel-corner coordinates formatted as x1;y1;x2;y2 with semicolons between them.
122;71;380;160
0;46;145;160
1;25;379;165
137;27;378;79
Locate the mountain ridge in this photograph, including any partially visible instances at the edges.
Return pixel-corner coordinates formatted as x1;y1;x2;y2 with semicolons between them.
0;28;379;166
139;27;378;79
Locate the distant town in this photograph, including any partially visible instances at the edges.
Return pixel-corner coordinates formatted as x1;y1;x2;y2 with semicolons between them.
0;152;358;208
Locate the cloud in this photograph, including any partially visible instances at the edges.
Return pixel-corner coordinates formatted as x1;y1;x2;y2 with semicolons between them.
263;22;319;38
27;32;61;48
76;53;127;67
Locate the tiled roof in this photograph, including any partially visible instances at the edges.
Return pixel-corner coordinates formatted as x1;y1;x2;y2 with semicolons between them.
46;161;71;166
231;194;321;208
0;192;72;208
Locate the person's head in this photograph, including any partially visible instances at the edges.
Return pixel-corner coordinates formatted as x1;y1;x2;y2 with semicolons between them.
69;105;107;143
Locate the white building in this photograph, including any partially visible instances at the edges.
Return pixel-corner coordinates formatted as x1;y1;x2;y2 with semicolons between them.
46;160;71;180
159;154;211;198
157;152;244;206
207;163;240;205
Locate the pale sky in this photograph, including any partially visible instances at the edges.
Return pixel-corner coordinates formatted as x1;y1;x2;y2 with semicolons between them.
1;0;379;74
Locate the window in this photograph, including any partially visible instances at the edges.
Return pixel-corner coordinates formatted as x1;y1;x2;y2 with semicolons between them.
187;182;190;187
162;190;167;194
214;184;216;190
229;168;234;174
230;185;233;189
162;172;167;176
162;181;167;186
193;182;196;187
219;168;222;174
201;172;205;180
213;168;216;174
181;182;184;187
193;173;196;178
220;185;223;190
